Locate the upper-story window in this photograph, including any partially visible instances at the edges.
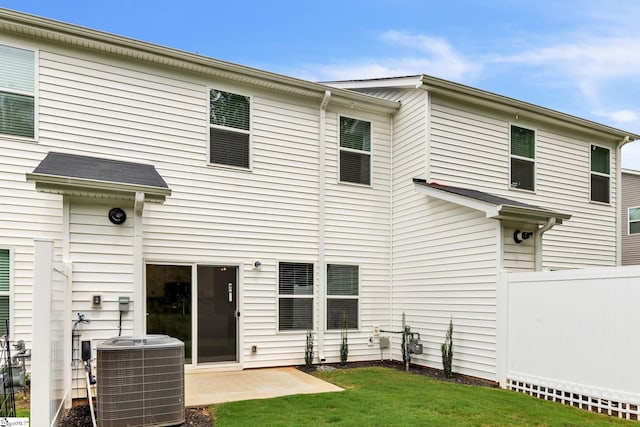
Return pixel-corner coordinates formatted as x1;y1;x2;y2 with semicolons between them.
0;44;35;139
510;125;535;191
340;116;371;185
629;207;640;235
209;89;250;168
590;145;610;203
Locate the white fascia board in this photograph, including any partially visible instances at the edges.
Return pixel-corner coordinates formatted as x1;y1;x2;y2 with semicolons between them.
26;172;171;202
497;205;571;225
414;183;500;218
324;76;423;90
622;168;640;176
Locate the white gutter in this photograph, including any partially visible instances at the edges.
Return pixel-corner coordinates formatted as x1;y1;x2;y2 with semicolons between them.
133;191;145;335
534;217;556;271
616;136;631;266
317;90;331;362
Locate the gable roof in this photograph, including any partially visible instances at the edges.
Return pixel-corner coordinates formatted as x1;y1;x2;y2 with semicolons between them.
26;152;171;202
326;75;640;143
413;178;571;225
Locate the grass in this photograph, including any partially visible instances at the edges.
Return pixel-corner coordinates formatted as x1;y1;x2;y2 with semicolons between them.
213;367;636;426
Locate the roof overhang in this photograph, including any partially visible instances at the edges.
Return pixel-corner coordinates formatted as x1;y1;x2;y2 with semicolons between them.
26;173;171;202
327;75;640;143
0;8;399;115
26;152;171;202
413;179;571;226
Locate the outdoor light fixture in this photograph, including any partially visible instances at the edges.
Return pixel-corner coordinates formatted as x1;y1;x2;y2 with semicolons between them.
513;230;533;244
108;207;127;225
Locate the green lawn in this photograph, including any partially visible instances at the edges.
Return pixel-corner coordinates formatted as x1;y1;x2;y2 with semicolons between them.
213;367;636;426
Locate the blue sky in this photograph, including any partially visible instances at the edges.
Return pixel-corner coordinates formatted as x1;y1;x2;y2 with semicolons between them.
2;0;640;169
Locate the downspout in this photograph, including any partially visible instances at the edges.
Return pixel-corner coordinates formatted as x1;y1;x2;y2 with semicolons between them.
318;90;331;362
388;113;394;360
616;136;630;266
133;191;145;336
534;217;556;271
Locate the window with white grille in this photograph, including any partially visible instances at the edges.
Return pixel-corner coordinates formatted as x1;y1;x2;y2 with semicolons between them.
590;144;610;203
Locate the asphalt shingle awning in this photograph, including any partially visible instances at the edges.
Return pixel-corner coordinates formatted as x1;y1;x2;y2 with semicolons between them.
413;178;571;225
26;152;171;202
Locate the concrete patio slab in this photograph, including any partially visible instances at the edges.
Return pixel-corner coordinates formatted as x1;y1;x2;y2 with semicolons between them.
185;367;343;407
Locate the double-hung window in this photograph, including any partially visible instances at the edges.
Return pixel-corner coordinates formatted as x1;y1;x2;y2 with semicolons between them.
590;145;610;203
209;89;250;168
0;250;10;337
510;125;535;191
0;44;35;139
278;262;313;331
629;207;640;235
326;264;358;329
340;116;371;185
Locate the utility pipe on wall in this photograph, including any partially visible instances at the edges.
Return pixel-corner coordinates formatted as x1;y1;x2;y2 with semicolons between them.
534;217;556;271
317;90;331;362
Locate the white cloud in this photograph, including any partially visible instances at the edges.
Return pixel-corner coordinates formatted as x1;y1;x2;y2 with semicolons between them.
621;140;640;171
595;109;640;124
292;31;481;83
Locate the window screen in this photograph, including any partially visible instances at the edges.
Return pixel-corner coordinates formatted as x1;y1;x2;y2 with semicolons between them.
340;117;371;185
590;145;610;203
0;44;34;138
209;89;250;168
510;125;535;191
278;262;313;330
327;264;358;329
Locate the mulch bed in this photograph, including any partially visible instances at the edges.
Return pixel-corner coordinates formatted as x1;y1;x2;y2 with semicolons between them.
60;360;494;426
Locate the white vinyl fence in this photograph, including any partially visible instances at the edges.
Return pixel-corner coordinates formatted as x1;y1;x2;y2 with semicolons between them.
31;240;72;427
500;266;640;420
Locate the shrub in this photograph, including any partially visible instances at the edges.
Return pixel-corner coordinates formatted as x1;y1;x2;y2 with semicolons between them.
441;318;453;378
340;313;349;364
305;327;314;368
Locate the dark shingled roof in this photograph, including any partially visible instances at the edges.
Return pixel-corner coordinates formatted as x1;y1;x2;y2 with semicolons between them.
413;178;558;213
33;152;169;189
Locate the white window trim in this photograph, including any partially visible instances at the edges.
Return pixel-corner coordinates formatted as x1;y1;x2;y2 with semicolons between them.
326;263;360;331
509;124;536;192
0;42;38;142
207;87;253;171
629;206;640;235
276;261;314;333
338;115;373;187
589;143;611;205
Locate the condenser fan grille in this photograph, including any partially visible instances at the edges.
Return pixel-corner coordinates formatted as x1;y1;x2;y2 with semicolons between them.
97;335;185;427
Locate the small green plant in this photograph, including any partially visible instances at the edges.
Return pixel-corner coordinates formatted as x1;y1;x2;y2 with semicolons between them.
441;318;453;378
305;327;314;368
340;312;349;364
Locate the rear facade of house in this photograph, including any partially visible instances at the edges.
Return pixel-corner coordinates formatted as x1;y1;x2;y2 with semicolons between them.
1;9;637;396
622;169;640;265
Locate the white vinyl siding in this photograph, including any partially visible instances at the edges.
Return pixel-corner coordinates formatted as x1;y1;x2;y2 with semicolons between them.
0;43;35;138
590;144;610;204
622;172;640;265
326;264;358;330
428;96;618;269
278;262;313;331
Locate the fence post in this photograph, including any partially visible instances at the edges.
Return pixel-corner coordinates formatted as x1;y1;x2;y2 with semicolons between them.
31;239;54;426
496;271;509;388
